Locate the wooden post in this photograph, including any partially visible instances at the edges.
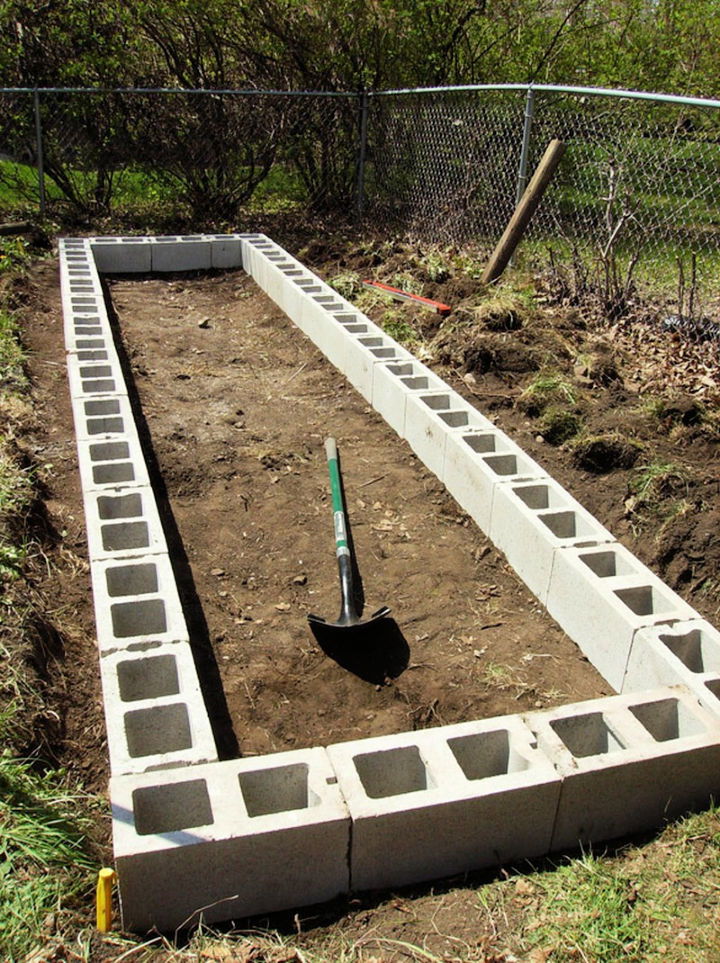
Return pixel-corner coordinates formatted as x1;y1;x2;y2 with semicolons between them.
482;138;566;284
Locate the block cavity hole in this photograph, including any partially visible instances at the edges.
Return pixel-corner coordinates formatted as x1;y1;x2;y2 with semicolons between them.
238;762;319;817
125;703;192;757
117;653;180;701
448;729;529;780
580;550;635;578
630;698;705;742
133;779;212;835
614;585;673;617
661;629;720;673
354;745;435;798
551;712;625;757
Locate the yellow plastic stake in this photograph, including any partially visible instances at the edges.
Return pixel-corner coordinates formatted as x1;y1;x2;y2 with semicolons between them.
96;867;116;932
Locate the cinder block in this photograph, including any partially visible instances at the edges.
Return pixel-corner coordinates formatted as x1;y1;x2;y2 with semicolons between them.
339;328;415;403
75;433;151;493
99;642;217;775
90;554;188;653
443;428;549;535
150;236;212;272
90;237;153;273
623;619;720;715
489;478;614;604
546;542;698;690
63;308;113;348
526;688;720;851
328;717;561;893
404;390;494;479
111;748;350;931
70;393;137;442
81;484;168;561
207;235;244;269
371;359;447;437
66;354;127;400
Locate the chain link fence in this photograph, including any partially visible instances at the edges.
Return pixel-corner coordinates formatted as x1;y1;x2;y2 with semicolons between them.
1;84;718;324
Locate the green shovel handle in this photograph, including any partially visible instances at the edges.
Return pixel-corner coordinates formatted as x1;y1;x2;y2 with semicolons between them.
325;437;349;557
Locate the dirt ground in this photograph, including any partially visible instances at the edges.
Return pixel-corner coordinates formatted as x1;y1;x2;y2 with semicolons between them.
16;240;720;957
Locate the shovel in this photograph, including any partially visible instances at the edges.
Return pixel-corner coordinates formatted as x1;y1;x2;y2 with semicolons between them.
308;438;390;632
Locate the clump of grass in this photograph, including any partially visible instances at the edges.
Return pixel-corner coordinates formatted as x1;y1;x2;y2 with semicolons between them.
0;309;27;396
628;460;689;510
391;271;423;295
421;251;451;283
472;290;528;332
522;805;720;961
539;407;583;445
518;370;577;416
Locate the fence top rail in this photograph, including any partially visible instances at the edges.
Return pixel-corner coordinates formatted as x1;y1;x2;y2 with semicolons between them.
1;82;718;111
0;86;357;99
369;83;720;111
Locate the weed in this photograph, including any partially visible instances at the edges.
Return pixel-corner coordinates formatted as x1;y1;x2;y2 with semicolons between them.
0;727;98;960
329;272;363;299
0;309;27;395
380;311;420;347
391;271;423;295
421;251;451;283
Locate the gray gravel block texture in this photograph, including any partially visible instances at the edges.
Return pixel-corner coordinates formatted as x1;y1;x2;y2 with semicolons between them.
150;236;213;272
75;433;151;494
90;554;189;654
404;389;495;480
81;484;168;562
371;360;447;437
111;748;350;931
443;427;549;535
90;237;153;273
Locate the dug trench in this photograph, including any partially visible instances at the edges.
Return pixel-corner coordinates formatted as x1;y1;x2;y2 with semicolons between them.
24;258;612;782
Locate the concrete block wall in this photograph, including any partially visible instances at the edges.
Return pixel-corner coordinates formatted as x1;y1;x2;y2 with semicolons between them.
59;238;218;780
58;235;720;932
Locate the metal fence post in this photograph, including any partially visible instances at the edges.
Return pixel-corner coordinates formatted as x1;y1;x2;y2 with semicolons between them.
33;89;46;217
515;87;535;205
356;89;369;217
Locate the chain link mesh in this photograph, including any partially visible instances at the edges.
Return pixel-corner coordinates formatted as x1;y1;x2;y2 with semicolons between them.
0;86;718;330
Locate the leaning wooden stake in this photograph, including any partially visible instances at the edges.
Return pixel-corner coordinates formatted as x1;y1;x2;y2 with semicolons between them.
482;138;566;284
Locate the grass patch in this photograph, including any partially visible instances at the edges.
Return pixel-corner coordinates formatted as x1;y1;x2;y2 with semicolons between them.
522;806;720;961
0;732;97;961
